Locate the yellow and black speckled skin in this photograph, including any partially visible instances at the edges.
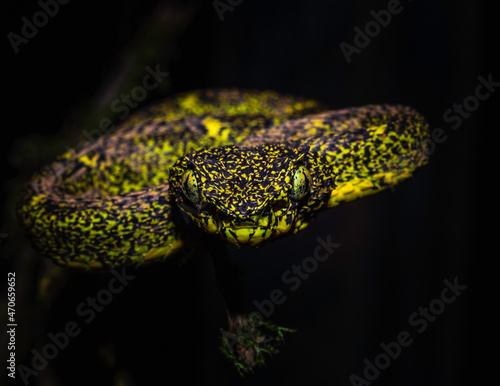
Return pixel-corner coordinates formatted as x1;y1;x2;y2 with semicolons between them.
17;89;429;271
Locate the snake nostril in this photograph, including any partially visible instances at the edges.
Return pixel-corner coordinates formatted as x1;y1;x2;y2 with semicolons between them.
271;199;288;213
218;213;234;226
202;203;217;215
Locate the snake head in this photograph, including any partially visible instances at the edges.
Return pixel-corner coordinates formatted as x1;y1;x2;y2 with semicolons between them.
169;144;335;247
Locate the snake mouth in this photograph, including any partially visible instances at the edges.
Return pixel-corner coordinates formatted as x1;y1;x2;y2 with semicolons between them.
178;198;298;246
219;215;272;246
222;214;265;229
217;208;296;246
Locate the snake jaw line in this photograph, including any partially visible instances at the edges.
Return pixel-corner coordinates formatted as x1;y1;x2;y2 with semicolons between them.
178;193;299;247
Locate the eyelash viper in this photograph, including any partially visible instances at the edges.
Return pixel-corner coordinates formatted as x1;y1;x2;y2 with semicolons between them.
17;89;429;271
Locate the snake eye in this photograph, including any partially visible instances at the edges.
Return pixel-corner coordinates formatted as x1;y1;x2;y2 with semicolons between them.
291;165;311;201
181;169;200;203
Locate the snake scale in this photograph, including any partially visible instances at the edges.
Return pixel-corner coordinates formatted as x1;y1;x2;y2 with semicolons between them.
17;89;429;271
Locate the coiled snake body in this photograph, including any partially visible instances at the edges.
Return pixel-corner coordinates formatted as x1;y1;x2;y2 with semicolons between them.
17;89;429;271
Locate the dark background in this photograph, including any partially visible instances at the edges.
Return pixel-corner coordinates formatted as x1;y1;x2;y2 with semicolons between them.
1;0;496;385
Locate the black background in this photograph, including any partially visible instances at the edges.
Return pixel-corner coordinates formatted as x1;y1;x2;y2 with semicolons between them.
1;0;496;385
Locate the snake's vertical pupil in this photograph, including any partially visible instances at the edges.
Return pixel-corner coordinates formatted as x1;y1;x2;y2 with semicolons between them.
182;170;200;203
292;165;311;201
